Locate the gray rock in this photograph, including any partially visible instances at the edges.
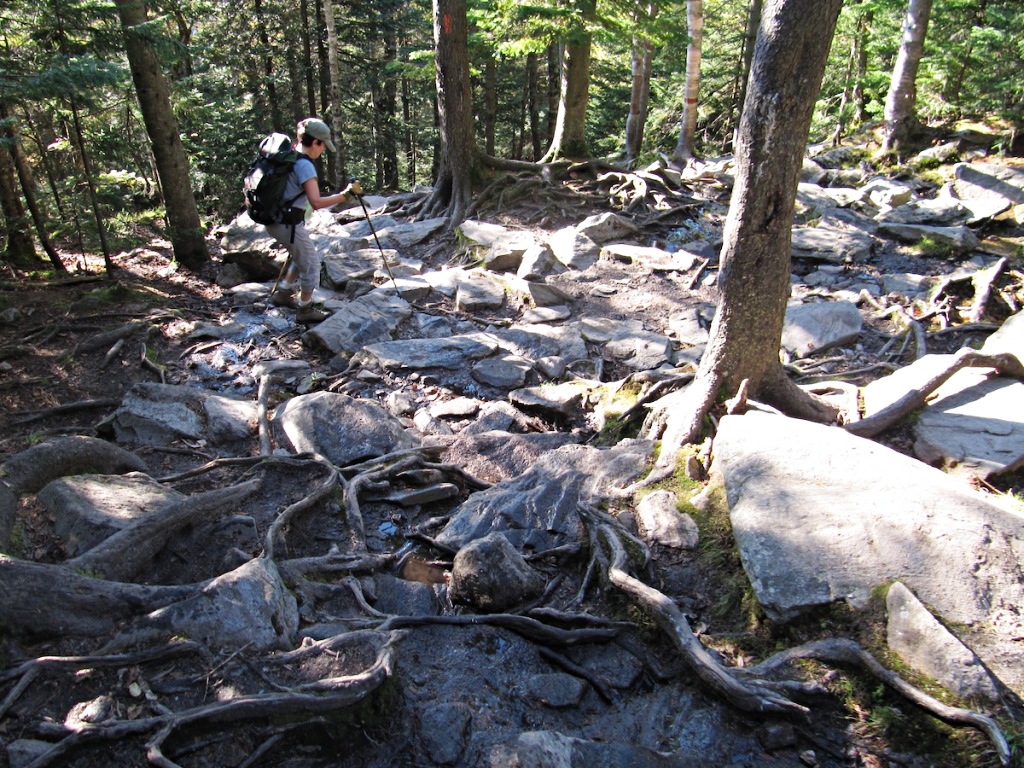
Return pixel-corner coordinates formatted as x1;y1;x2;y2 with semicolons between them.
791;227;874;263
471;353;533;389
881;272;938;300
548;226;600;270
518;242;565;280
714;412;1024;693
448;532;545;611
38;472;185;557
529;280;573;308
517;731;700;768
6;739;55;768
636;490;699;549
861;178;914;208
913;367;1024;479
363;333;499;371
576;212;638;244
580;318;672;370
437;440;653;551
601;243;698;272
442;430;581;484
522;305;571;324
307;290;415;358
781;300;863;359
952;162;1024;223
669;308;710;346
373;217;447;248
982;308;1024;358
322;248;383;286
875;197;970;226
418;702;472;765
458;219;509;250
104;383;211;447
886;582;1000;702
0;436;149;495
455;272;506;312
510;381;586;419
274;391;419;464
484;231;538;273
374;573;438;617
204;395;258;444
526;673;587;708
876;222;979;252
144;557;298;652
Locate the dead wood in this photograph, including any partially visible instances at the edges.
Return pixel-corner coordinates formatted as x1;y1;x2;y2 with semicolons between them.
739;638;1011;766
265;460;338;559
67;477;262;581
846;347;1024;438
0;555;202;638
72;318;153;355
19;630;403;768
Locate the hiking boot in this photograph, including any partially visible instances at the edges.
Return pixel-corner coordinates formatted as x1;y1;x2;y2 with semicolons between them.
296;304;330;325
270;287;297;308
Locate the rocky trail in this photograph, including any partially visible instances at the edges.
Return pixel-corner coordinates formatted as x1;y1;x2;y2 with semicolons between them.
1;131;1024;768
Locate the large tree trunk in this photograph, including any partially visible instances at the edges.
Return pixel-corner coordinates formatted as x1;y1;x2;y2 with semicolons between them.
540;0;595;162
654;0;843;464
624;3;655;167
0;129;37;268
673;0;703;163
114;0;209;271
418;0;476;227
882;0;933;155
730;0;762;152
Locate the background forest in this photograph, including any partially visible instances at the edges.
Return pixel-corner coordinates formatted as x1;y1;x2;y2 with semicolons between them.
1;0;1022;271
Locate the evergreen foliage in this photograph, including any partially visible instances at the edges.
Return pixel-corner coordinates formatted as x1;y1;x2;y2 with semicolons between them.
1;0;1022;259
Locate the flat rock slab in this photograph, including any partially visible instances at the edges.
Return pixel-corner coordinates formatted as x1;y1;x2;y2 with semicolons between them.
913;369;1024;479
307;291;413;356
781;300;863;359
436;440;654;552
790;227;874;263
713;411;1024;693
363;333;500;371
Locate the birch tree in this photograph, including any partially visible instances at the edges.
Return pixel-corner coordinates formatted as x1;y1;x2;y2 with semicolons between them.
881;0;933;155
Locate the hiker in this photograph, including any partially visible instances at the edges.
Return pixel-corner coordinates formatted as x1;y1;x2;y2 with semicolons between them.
266;117;361;324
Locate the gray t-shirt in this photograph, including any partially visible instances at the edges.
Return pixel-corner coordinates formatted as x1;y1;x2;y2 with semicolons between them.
283;155;318;211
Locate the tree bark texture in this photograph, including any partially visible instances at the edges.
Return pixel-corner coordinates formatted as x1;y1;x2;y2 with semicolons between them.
541;0;595;162
323;0;347;187
421;0;475;226
882;0;933;154
657;0;843;460
673;0;703;162
624;3;656;166
114;0;209;270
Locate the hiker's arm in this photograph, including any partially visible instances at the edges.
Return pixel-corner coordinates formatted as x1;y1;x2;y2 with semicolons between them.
303;178;358;210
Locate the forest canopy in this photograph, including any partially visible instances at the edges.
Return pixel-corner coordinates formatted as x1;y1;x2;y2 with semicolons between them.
0;0;1022;263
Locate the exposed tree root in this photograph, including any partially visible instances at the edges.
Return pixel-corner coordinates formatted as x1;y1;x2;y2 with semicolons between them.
739;639;1011;766
847;347;1024;438
18;630;404;768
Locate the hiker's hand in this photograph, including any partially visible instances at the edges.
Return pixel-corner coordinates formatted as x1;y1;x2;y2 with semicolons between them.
347;180;363;197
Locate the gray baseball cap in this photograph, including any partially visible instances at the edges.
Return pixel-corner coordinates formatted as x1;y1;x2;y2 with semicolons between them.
297;118;336;152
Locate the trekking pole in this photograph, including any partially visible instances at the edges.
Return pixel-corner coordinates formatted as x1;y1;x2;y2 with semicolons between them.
352;179;401;295
271;253;292;296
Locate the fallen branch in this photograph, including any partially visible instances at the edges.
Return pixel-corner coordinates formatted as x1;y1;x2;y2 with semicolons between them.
11;398;121;426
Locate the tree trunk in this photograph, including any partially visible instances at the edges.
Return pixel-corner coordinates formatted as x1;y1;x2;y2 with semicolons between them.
69;99;115;274
418;0;476;227
484;55;497;157
0;137;37;268
114;0;209;271
526;53;543;161
322;0;347;187
655;0;843;464
300;0;317;114
0;103;65;272
254;0;281;128
624;3;655;167
730;0;762;152
402;75;417;186
673;0;704;163
546;42;559;146
882;0;933;155
541;0;595;163
381;25;400;190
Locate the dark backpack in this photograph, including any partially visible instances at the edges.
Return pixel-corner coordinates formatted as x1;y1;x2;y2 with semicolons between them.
242;133;305;225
